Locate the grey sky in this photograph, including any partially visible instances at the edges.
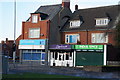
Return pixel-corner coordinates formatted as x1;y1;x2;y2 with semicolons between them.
0;0;120;41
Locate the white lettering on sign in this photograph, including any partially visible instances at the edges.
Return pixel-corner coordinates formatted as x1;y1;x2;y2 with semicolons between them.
19;45;45;49
56;45;68;49
79;45;88;48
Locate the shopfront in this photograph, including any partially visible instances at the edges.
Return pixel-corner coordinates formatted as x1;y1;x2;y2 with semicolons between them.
49;45;74;67
19;39;46;64
72;45;107;66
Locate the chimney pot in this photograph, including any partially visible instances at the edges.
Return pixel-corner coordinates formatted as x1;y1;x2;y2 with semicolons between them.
62;0;70;8
6;38;8;42
75;4;78;11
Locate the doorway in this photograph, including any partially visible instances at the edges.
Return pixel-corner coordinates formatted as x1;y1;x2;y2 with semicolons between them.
50;51;73;67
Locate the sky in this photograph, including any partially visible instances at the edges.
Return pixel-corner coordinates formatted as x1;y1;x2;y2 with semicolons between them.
0;0;120;42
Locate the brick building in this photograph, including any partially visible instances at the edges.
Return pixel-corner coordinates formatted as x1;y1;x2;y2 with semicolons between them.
1;38;14;57
61;5;120;46
18;0;72;64
48;5;120;67
17;1;120;66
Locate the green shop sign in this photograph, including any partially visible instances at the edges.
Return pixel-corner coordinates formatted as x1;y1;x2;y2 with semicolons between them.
73;45;103;50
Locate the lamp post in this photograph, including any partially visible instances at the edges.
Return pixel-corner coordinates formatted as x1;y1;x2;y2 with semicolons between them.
13;0;16;65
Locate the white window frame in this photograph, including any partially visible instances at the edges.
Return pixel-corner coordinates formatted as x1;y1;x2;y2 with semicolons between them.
65;34;80;44
95;18;109;26
29;28;40;38
32;15;38;23
91;33;108;43
70;20;81;28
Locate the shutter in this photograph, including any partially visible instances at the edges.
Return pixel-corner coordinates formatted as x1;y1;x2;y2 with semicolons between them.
76;52;104;66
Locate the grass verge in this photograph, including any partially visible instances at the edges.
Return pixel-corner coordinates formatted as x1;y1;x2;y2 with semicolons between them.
2;72;105;80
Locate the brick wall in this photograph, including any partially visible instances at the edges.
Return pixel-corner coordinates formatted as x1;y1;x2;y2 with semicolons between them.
22;20;49;40
62;30;116;45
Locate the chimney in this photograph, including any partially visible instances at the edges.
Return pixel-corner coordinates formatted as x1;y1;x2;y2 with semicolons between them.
75;4;78;11
62;0;70;8
1;41;4;44
6;38;8;42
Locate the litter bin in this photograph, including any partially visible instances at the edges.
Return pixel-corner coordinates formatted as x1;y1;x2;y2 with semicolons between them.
2;55;8;74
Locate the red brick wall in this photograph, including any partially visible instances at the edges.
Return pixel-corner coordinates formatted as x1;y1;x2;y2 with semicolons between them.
62;31;88;45
16;14;50;58
16;35;23;57
62;30;116;45
1;39;14;57
22;20;49;40
22;13;49;40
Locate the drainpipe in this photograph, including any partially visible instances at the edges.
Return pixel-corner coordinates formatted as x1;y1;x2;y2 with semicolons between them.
46;20;50;66
86;30;88;45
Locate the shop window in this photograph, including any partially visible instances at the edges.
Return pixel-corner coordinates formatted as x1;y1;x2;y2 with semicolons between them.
52;52;55;58
55;52;58;60
91;33;108;43
66;54;69;60
22;53;31;60
29;28;40;38
32;53;41;60
22;49;45;61
63;54;64;60
41;53;45;60
59;55;62;60
65;34;80;44
32;15;38;23
36;50;41;52
70;52;72;57
32;49;37;53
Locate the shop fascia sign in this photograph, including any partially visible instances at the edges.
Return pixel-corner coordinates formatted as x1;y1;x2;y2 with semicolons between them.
19;39;46;45
19;45;45;49
73;45;103;50
19;39;46;49
49;45;71;49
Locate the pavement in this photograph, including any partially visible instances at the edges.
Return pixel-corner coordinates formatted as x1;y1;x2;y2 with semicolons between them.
6;62;120;80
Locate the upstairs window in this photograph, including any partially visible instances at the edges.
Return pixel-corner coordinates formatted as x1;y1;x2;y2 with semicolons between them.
29;28;40;38
91;33;108;43
96;18;109;26
70;20;81;28
32;15;38;23
65;34;80;44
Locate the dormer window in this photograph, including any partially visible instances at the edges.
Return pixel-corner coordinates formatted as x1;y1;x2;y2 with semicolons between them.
95;18;109;26
32;15;38;23
70;20;81;28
